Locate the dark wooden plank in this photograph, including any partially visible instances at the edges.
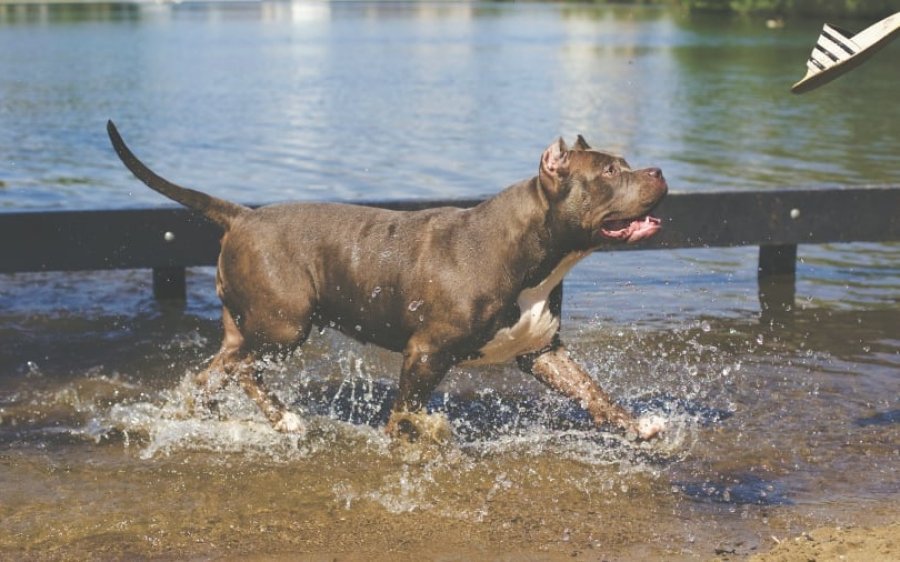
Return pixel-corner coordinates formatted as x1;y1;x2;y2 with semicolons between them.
1;187;897;274
362;198;485;212
0;208;221;273
633;186;900;250
363;187;900;250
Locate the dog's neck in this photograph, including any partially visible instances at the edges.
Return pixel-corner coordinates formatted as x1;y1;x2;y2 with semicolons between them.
468;176;580;290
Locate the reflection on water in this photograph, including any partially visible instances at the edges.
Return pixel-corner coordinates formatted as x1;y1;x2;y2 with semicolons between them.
0;2;898;559
1;2;898;211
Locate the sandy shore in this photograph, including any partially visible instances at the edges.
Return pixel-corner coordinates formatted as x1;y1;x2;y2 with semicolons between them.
749;521;898;562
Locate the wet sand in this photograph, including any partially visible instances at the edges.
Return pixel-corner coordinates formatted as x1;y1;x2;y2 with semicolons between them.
231;519;900;562
749;521;899;562
1;426;897;561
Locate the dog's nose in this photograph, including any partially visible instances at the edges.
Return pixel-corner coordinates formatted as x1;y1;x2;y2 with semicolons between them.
646;167;663;180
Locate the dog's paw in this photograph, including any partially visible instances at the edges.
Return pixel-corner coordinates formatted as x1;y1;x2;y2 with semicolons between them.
386;410;452;444
274;411;305;434
635;414;667;441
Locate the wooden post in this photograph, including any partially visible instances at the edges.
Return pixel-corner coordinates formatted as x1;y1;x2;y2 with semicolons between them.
758;244;797;315
153;266;187;301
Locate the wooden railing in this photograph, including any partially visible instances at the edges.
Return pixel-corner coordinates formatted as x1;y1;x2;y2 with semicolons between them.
3;186;898;313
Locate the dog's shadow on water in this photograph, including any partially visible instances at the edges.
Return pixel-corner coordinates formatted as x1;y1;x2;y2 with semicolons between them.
294;376;731;460
855;409;900;427
675;474;793;506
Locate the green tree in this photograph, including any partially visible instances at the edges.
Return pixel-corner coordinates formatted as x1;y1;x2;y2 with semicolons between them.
675;0;896;17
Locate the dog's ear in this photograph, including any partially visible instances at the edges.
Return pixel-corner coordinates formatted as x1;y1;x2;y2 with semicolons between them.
573;135;591;151
539;137;570;199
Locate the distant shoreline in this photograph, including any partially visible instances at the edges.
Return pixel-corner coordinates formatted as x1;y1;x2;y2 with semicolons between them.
0;0;895;20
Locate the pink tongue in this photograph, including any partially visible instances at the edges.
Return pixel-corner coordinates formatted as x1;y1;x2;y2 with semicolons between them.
601;215;662;243
627;216;661;243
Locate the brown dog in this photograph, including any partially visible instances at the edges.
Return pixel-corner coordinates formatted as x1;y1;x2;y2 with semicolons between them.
108;122;668;440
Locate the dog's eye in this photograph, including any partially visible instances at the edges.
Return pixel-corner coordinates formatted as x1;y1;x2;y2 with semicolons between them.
603;164;617;177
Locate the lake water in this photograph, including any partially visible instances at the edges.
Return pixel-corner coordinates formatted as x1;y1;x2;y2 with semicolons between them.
1;2;898;560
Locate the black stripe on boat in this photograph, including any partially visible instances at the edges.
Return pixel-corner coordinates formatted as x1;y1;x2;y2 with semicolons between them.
814;43;840;62
821;30;856;55
808;56;827;71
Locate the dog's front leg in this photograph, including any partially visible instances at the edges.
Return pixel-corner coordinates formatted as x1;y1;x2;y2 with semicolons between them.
518;346;662;440
386;339;451;442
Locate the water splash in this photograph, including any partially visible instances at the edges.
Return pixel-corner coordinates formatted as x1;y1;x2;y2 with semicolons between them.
0;319;746;522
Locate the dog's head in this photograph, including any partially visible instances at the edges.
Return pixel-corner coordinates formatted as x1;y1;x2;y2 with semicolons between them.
538;135;667;248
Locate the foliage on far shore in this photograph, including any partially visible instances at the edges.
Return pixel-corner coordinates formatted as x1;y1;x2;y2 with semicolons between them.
673;0;895;17
580;0;896;18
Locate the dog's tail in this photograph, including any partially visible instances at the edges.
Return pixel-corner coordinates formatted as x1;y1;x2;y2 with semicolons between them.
107;120;248;230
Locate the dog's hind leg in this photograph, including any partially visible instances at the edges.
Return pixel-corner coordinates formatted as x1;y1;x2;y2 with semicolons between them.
193;305;308;433
195;307;244;390
234;356;304;433
187;307;245;417
233;297;315;433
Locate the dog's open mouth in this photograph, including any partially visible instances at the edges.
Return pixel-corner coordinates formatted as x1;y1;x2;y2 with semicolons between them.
599;215;661;244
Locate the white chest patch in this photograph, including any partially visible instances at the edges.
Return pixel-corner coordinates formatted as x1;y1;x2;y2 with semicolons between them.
463;252;587;366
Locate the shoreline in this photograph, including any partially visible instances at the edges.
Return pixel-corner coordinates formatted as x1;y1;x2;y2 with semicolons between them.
748;521;899;562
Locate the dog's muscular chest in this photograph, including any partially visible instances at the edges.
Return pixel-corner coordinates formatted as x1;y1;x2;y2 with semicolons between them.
462;252;587;366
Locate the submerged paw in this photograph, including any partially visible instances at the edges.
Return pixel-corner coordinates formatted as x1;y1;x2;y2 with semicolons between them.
274;411;305;434
636;414;667;440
